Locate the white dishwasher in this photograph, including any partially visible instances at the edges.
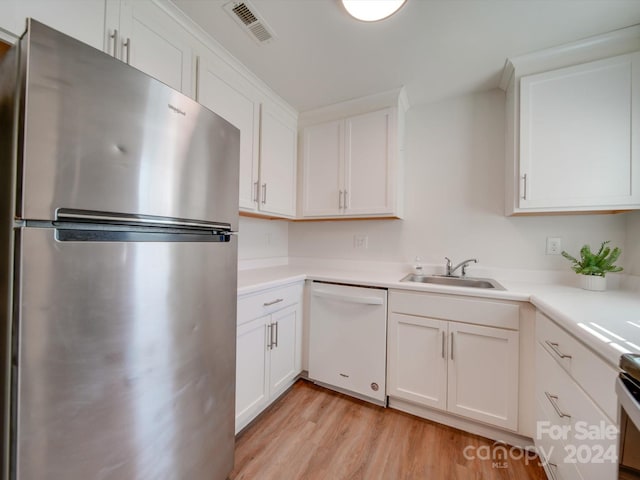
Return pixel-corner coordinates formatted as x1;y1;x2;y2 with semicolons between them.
308;281;388;405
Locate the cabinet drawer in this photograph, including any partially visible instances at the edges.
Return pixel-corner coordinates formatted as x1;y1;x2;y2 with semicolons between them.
238;283;303;325
536;312;618;421
535;396;583;480
536;344;617;480
389;290;520;330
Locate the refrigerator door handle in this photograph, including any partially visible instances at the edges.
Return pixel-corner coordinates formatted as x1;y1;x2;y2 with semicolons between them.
56;210;231;231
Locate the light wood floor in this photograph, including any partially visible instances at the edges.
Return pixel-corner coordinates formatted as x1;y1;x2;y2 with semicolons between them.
231;380;548;480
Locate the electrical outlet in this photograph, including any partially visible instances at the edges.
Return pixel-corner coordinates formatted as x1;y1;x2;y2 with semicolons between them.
354;235;368;249
546;237;562;255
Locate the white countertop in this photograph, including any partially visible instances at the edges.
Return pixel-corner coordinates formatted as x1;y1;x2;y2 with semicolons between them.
237;263;640;368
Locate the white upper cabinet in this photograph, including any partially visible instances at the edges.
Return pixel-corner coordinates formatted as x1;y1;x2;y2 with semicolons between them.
196;55;260;211
197;62;297;218
303;109;396;217
302;120;343;216
3;0;299;218
502;25;640;215
300;89;407;219
345;109;396;216
519;53;640;211
0;0;105;49
105;0;193;96
258;104;297;217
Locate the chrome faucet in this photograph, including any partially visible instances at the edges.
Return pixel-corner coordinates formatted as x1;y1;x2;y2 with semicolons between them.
444;257;478;277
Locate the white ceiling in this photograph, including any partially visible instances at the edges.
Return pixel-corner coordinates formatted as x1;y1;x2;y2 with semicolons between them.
173;0;640;112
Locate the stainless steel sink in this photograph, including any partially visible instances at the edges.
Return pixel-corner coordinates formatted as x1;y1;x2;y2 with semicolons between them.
400;274;505;290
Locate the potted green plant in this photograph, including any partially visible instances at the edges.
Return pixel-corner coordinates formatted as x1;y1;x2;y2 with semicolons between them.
561;241;623;291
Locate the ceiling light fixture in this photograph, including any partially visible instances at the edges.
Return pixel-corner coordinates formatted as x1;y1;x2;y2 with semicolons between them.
341;0;407;22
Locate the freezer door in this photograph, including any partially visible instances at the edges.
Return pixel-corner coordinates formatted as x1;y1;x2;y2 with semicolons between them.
19;21;239;228
14;227;237;480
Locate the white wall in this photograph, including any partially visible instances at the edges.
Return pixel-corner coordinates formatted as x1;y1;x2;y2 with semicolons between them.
237;216;289;260
625;211;640;275
289;90;628;271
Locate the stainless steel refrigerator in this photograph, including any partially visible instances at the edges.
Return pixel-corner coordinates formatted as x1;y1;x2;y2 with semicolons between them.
0;20;240;480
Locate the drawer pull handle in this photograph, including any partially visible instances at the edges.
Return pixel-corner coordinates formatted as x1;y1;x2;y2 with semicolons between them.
545;340;572;359
545;392;571;419
263;298;284;307
441;331;445;359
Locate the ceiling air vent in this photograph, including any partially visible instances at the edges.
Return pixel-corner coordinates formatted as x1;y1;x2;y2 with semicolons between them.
224;1;276;45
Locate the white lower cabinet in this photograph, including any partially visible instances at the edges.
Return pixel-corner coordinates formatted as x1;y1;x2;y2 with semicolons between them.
235;282;303;433
236;314;269;429
387;290;520;431
388;315;447;410
447;321;519;429
534;312;618;480
268;305;299;394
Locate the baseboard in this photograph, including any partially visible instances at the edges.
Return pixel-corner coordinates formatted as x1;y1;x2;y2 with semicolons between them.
388;397;535;449
307;379;387;407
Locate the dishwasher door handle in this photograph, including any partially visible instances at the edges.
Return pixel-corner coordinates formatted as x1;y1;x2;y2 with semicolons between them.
312;289;384;305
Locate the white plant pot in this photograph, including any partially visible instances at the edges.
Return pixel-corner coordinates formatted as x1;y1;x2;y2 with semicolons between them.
580;275;606;291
